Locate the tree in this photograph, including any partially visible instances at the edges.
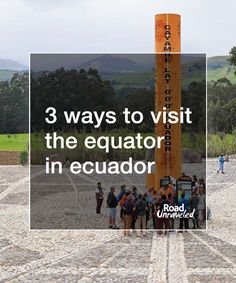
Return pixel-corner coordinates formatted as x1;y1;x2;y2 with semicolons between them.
207;80;236;133
31;68;117;132
0;73;28;134
228;46;236;75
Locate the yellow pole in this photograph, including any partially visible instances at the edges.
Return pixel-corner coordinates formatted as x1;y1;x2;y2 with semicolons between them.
155;14;181;52
155;13;181;190
146;14;181;190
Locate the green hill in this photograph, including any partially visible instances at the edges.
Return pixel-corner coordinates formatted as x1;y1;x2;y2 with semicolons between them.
1;56;236;85
207;56;236;83
105;56;236;89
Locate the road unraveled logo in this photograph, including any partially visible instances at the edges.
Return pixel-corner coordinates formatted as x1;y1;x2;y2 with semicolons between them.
157;204;195;218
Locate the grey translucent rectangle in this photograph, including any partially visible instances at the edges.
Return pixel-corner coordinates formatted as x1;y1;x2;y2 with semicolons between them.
30;53;206;230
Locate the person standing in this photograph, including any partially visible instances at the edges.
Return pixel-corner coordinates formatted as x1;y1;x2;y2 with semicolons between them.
123;194;135;236
131;186;138;200
179;192;189;230
217;154;225;174
167;193;175;230
151;191;158;229
192;175;199;187
199;178;206;190
107;186;119;229
156;194;170;233
142;193;150;228
117;185;126;202
134;194;147;237
198;187;206;225
95;182;104;214
131;186;138;229
119;190;130;222
190;189;200;229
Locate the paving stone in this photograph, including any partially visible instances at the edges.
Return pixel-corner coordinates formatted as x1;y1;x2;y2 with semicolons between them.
0;159;235;282
0;238;12;249
0;246;43;267
0;192;28;205
183;233;230;268
188;274;236;283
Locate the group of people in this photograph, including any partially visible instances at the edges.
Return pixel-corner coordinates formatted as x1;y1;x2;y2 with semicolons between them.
95;174;206;236
178;174;206;230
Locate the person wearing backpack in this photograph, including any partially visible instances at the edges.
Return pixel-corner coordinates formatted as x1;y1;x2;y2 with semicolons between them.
117;184;126;202
107;186;119;229
119;190;130;222
134;194;147;237
123;194;135;236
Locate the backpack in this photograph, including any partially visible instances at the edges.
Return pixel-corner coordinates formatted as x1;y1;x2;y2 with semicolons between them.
107;192;118;208
123;200;133;215
136;199;146;213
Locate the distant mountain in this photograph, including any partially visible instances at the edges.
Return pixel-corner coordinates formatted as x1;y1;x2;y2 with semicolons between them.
0;58;27;71
1;55;236;84
78;54;236;83
78;55;150;74
208;56;228;69
102;56;236;89
0;58;27;81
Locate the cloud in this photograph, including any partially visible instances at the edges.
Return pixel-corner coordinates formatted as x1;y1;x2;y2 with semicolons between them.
0;0;235;65
20;0;78;8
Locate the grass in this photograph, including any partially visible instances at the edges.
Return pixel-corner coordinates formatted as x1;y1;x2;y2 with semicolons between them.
29;131;236;160
1;132;236;158
207;134;236;157
30;131;207;164
103;68;206;90
0;133;28;151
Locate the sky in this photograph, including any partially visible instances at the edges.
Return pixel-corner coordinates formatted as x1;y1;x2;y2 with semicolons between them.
0;0;235;65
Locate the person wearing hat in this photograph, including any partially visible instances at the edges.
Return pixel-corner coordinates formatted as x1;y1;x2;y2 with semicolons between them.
217;154;225;174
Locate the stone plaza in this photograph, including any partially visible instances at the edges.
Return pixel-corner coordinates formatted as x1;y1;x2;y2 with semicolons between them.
0;159;235;282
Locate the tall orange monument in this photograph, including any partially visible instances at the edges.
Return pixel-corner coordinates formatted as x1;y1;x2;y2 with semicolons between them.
147;13;181;190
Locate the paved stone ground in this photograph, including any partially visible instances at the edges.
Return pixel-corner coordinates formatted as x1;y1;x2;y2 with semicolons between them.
30;162;206;229
0;159;235;282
